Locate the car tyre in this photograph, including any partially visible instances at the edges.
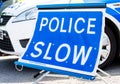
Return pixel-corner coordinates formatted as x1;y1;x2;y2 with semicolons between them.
99;25;117;69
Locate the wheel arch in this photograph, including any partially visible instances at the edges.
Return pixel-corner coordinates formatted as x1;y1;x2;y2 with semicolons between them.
105;17;120;57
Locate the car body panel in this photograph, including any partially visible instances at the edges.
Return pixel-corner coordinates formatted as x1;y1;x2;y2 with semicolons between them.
0;0;73;55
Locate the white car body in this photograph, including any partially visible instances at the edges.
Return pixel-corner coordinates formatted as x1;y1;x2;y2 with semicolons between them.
0;0;83;55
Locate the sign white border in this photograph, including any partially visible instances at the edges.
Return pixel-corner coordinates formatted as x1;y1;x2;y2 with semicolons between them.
16;8;105;80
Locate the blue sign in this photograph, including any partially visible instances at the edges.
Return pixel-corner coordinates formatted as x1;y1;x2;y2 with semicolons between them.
15;4;105;80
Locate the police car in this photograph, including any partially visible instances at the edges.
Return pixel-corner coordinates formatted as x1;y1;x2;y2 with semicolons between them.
99;2;120;68
0;0;120;68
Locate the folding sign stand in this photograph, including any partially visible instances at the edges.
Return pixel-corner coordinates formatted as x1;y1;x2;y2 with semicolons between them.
96;68;111;84
14;64;111;84
33;70;50;84
33;70;69;84
32;68;111;84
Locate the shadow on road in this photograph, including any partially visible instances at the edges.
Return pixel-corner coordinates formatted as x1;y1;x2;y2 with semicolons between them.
104;58;120;76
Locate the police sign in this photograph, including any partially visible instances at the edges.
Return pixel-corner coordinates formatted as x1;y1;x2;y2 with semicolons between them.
15;3;105;80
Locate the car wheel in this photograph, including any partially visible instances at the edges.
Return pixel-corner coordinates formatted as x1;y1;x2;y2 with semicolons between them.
99;25;117;69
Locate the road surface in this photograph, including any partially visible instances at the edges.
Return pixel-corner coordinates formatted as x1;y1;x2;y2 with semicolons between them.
0;56;120;84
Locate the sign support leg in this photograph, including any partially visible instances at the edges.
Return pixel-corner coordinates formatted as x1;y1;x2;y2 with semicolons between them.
33;71;50;84
33;70;45;78
33;70;70;84
97;68;111;77
96;68;111;84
